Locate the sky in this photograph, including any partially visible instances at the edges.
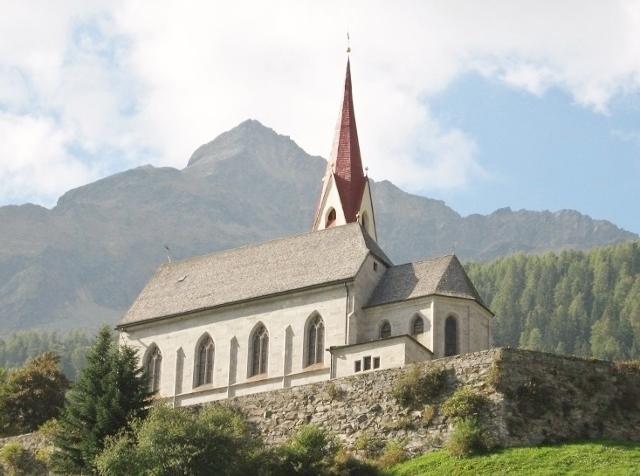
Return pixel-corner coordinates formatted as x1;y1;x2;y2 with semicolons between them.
0;0;639;233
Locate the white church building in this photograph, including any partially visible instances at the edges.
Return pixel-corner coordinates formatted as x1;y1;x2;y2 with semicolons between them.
117;59;493;406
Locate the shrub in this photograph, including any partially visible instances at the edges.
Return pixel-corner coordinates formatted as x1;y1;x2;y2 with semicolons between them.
96;404;258;476
392;366;447;408
375;440;407;469
514;377;552;417
422;404;436;425
446;417;493;458
325;382;345;401
354;431;385;458
441;387;488;421
0;442;47;476
266;424;341;475
331;448;380;476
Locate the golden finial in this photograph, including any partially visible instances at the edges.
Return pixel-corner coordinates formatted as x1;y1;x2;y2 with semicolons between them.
346;32;351;54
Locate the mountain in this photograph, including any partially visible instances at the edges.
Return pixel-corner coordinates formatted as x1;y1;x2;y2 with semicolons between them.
0;119;636;335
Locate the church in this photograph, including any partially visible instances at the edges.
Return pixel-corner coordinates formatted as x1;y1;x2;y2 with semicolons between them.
117;59;493;406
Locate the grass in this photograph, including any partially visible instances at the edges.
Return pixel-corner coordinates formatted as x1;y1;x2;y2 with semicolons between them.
388;440;640;476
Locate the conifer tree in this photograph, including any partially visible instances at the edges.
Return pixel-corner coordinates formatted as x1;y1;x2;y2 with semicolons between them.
52;326;149;474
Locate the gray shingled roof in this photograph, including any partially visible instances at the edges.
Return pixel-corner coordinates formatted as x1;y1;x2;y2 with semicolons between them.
366;255;489;310
118;223;392;327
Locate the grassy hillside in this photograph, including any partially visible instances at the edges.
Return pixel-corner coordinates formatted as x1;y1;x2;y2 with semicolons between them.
389;441;640;476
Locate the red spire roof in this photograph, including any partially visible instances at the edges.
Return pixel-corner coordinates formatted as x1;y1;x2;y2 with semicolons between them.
328;58;367;222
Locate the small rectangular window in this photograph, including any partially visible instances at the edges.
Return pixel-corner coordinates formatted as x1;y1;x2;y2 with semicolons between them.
363;356;371;371
373;262;378;271
354;360;361;372
373;357;380;369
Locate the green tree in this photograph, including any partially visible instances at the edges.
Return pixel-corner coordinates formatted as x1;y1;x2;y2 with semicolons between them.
0;352;69;436
52;326;149;474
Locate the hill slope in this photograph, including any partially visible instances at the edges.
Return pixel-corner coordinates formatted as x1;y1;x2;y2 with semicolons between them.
0;120;635;334
390;441;640;476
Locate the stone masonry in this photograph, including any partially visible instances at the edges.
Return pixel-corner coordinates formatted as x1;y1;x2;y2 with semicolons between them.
219;348;640;454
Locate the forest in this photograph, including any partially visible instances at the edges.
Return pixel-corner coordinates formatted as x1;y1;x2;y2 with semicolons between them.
0;331;92;380
1;240;639;379
467;240;640;360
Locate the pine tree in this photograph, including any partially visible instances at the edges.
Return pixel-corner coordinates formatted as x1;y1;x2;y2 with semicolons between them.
52;326;149;474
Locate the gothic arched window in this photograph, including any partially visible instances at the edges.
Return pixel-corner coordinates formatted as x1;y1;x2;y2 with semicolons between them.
412;315;424;336
380;321;391;339
326;208;337;228
250;324;269;377
146;345;162;394
195;335;215;387
445;316;458;357
306;314;325;366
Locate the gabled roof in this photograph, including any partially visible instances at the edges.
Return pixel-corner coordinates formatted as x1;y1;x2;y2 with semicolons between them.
365;255;491;312
118;223;392;328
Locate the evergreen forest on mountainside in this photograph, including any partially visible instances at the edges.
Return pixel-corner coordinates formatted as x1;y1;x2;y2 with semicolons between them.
1;240;639;377
467;240;640;361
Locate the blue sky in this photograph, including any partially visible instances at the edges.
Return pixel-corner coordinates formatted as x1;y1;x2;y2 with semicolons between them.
1;1;639;234
429;74;640;233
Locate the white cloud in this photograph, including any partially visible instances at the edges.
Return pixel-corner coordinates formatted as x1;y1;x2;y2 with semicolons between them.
0;112;98;204
2;0;640;205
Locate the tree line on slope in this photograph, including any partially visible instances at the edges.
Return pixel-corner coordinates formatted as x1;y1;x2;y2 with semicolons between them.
0;331;92;380
466;241;640;361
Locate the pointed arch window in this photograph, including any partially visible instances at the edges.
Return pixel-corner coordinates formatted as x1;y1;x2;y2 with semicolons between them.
412;315;424;336
195;336;215;387
146;345;162;394
445;316;458;356
250;324;269;377
379;321;391;339
306;314;325;366
326;208;336;228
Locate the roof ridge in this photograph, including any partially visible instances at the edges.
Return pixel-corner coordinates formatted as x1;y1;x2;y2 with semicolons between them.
392;253;455;268
161;222;365;268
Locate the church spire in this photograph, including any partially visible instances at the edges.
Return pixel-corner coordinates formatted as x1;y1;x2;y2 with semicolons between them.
312;58;377;240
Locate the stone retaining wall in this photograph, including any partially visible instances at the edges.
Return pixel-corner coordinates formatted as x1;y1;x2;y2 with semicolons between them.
222;348;640;454
3;348;639;458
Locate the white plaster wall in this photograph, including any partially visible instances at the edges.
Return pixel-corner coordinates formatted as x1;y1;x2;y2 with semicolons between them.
357;179;377;240
350;254;387;344
120;284;348;403
431;296;492;358
360;298;434;349
313;175;347;231
331;337;431;378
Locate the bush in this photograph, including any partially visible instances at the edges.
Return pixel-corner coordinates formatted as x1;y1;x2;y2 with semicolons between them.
446;418;493;458
441;387;488;421
325;383;345;401
0;442;48;476
266;425;341;476
331;448;380;476
96;404;258;476
354;431;385;458
392;366;447;408
422;404;436;425
375;440;407;469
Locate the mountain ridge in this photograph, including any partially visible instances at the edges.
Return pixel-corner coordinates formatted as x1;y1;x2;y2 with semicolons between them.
0;119;636;334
